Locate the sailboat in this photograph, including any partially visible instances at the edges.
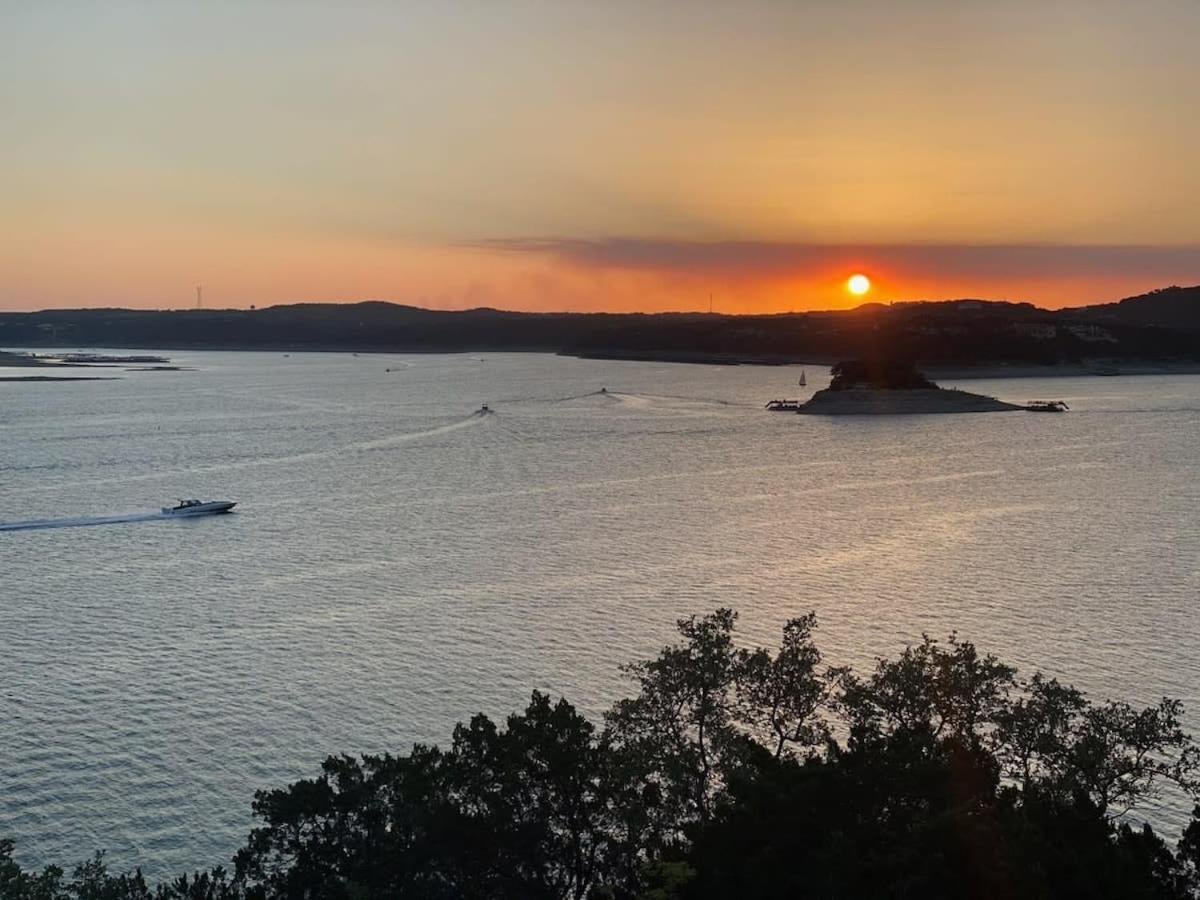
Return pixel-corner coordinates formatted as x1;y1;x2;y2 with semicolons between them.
799;369;807;387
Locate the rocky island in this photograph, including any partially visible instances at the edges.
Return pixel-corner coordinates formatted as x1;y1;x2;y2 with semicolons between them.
798;359;1022;415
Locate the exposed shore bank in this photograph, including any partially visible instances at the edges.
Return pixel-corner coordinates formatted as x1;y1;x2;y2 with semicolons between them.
7;344;1200;379
927;362;1200;380
798;387;1022;415
0;375;114;382
574;350;1200;377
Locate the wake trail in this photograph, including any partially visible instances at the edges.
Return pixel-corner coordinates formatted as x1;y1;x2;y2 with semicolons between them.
6;413;488;496
548;389;620;403
601;390;749;411
630;390;743;407
492;389;616;405
0;511;169;532
353;412;485;451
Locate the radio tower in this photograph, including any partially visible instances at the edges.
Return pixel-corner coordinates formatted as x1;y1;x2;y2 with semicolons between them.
196;285;203;309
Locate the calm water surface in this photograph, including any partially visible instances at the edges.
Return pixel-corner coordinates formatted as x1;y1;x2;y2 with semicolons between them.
2;351;1198;876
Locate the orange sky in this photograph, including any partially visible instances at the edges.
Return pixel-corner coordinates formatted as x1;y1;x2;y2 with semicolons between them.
2;2;1198;312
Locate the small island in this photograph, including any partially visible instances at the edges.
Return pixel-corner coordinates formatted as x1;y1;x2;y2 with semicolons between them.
0;349;179;381
798;359;1022;415
0;350;110;382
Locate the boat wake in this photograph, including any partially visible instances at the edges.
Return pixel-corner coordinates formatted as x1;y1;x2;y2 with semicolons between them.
7;413;489;497
354;414;484;452
0;510;171;532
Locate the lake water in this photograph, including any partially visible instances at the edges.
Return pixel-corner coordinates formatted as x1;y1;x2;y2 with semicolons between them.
2;351;1199;877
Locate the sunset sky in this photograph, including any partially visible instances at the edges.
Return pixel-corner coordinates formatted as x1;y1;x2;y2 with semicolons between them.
3;1;1198;312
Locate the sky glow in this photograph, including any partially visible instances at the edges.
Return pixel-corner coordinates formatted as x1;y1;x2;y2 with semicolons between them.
2;1;1198;311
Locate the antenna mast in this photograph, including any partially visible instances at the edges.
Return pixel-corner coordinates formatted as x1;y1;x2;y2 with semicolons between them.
196;285;203;309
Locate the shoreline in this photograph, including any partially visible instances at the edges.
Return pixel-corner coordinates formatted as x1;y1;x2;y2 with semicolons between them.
6;344;1200;379
926;362;1200;380
0;375;115;382
798;387;1023;415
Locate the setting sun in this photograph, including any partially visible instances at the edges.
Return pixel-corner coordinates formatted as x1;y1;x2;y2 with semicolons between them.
847;273;871;295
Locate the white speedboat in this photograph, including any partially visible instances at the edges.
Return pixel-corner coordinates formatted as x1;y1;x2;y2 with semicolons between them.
1025;400;1069;412
161;499;237;516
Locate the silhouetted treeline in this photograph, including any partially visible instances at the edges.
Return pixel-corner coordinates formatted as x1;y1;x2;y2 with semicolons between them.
1075;285;1200;332
6;609;1200;898
2;286;1198;367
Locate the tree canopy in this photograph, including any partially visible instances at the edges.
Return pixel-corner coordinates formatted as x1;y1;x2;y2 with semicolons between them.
5;609;1200;899
828;358;939;391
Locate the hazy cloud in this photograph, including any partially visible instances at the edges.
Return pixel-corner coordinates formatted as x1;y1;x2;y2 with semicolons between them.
477;238;1200;281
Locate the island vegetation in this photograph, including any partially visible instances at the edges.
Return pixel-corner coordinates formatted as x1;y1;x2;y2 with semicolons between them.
4;609;1200;898
828;358;939;390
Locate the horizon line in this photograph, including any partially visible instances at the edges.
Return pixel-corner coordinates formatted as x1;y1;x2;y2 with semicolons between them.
4;284;1196;319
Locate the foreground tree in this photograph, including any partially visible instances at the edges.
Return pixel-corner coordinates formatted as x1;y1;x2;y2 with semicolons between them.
604;609;747;829
5;608;1200;899
0;842;236;900
233;692;642;899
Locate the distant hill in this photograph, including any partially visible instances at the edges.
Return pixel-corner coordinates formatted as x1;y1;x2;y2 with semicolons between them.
1;288;1198;368
1072;285;1200;331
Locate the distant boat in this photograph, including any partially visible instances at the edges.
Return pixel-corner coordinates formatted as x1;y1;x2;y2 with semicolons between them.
799;369;807;387
765;399;802;411
479;404;490;414
1025;400;1069;412
161;499;237;516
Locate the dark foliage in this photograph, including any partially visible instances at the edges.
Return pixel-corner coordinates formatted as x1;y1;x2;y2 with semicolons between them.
5;611;1200;899
828;358;938;390
1076;286;1200;332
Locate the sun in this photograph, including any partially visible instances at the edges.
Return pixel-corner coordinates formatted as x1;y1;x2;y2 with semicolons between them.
847;273;871;296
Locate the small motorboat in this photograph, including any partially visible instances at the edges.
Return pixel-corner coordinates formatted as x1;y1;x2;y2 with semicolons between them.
765;399;802;411
479;404;490;414
162;499;237;516
1026;400;1069;412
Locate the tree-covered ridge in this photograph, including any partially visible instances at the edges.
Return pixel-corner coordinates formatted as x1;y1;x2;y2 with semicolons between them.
1;287;1198;367
5;609;1200;899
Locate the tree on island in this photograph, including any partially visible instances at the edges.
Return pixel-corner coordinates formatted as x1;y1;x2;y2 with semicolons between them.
829;358;939;391
5;609;1200;899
